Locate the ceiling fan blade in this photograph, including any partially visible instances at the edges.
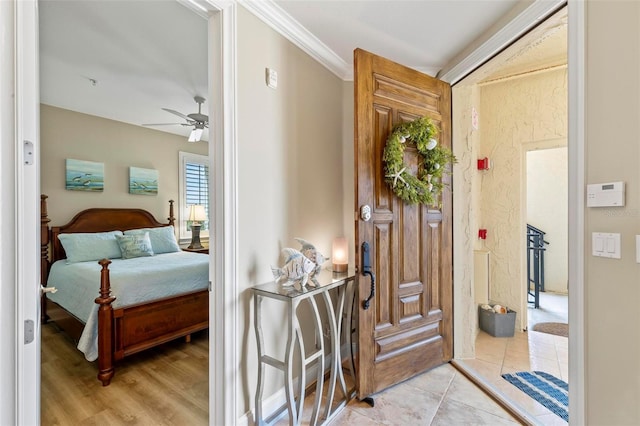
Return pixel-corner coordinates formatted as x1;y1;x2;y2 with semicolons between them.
142;122;186;127
162;108;191;121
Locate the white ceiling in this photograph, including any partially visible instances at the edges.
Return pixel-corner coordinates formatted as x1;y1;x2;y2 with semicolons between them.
39;0;564;141
273;0;518;77
39;0;209;140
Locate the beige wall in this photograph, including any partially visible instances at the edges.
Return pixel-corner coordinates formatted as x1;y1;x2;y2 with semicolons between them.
236;6;346;417
585;2;640;423
40;104;207;227
478;68;567;329
342;81;355;265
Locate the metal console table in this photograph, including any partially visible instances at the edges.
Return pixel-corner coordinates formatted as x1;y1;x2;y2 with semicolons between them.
252;268;355;426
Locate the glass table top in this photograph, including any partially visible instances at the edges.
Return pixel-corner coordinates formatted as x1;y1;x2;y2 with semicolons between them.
252;267;355;299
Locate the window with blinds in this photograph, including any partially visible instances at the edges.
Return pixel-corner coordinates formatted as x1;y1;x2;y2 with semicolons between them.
179;152;209;242
185;161;209;231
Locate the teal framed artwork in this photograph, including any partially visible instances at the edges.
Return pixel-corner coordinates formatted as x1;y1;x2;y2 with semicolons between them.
65;159;104;192
129;167;158;195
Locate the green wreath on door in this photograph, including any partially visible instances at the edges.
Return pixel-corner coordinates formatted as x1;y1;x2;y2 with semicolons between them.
382;116;457;205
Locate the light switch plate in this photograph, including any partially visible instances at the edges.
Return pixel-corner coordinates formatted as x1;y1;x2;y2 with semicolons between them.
592;232;621;259
265;67;278;89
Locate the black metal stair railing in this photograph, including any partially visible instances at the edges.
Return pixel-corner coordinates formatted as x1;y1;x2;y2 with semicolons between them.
527;224;549;309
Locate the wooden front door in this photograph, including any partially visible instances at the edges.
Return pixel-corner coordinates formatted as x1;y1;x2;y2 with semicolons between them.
354;48;453;398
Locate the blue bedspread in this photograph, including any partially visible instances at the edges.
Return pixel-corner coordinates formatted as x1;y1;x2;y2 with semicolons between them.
47;251;209;361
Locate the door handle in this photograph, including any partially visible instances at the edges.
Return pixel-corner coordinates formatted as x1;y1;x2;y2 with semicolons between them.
40;285;57;296
361;241;376;310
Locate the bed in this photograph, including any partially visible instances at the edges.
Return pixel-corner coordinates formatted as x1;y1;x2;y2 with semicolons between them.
40;194;209;386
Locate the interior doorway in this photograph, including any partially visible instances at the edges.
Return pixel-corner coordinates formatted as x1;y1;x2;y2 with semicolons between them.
451;6;569;424
526;146;569;329
38;1;214;423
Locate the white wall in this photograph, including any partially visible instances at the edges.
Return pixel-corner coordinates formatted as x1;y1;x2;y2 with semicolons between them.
527;147;568;293
0;1;17;423
40;105;207;226
236;6;346;418
585;2;640;423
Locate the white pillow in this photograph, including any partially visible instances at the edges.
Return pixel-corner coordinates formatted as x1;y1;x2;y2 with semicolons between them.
124;226;181;254
58;230;123;263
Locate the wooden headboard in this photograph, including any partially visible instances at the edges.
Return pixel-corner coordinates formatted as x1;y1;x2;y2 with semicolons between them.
41;194;175;272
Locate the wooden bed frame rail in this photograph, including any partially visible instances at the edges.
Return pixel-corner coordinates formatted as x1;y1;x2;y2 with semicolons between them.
40;194;209;386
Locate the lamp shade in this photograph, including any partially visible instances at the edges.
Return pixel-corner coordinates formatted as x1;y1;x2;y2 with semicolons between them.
332;237;348;272
188;204;207;222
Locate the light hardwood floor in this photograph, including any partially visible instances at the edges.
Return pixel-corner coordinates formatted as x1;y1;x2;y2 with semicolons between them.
41;323;209;425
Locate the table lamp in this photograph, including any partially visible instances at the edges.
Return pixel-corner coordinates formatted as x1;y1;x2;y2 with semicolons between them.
332;237;348;273
188;204;207;249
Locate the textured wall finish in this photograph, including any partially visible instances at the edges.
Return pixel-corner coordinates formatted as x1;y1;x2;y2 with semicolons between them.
452;84;482;358
479;68;567;330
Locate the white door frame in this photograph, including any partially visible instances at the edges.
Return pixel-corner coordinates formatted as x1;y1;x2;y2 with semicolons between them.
0;3;17;423
179;3;241;422
205;1;239;425
13;0;41;424
441;0;585;423
566;0;586;423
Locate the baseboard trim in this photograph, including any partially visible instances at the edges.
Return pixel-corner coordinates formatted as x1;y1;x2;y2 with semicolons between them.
450;359;539;426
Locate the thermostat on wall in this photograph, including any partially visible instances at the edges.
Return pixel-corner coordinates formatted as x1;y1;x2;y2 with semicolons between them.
587;181;625;207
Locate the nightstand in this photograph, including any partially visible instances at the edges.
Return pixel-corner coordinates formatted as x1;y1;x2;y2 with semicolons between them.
182;245;209;254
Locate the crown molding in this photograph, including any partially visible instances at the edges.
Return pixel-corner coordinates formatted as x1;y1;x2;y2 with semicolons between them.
177;0;210;18
237;0;351;80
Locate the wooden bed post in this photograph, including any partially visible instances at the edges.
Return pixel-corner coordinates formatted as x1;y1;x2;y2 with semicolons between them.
96;259;116;386
168;199;175;227
40;194;51;323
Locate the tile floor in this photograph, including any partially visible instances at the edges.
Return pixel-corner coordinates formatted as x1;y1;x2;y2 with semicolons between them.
460;292;569;426
43;288;566;425
461;329;568;426
296;363;521;425
281;292;568;426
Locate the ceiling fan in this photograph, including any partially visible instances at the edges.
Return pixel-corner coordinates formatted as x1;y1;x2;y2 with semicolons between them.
143;96;208;142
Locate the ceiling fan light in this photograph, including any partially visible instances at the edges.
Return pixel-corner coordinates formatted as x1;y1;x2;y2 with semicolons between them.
188;127;204;142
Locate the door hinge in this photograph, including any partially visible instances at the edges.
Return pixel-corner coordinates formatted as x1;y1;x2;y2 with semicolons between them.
23;140;34;165
24;320;34;344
